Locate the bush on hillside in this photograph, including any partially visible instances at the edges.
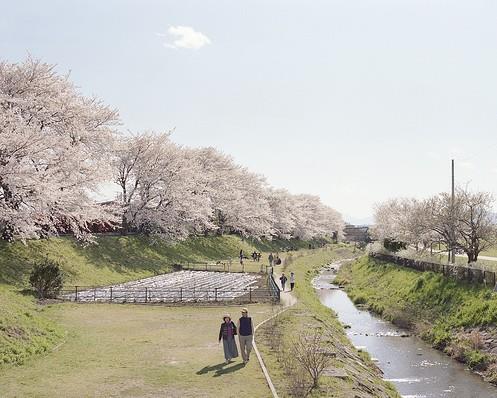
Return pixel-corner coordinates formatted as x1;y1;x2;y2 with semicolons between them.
383;238;406;252
29;259;64;299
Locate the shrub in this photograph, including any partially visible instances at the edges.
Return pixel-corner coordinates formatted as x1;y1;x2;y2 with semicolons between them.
413;277;424;291
465;350;490;371
29;259;64;299
291;331;334;390
383;238;406;252
352;294;367;305
428;325;452;349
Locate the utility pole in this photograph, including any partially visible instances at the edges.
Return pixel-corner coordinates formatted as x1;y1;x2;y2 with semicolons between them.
450;159;455;264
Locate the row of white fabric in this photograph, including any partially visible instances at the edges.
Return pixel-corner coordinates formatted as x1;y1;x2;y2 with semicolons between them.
64;271;262;303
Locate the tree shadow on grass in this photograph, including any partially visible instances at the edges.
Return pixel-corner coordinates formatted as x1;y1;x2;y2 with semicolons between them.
196;361;245;377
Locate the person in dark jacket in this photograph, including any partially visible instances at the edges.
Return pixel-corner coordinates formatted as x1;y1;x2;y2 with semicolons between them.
236;307;254;364
218;314;239;364
268;253;274;267
279;273;288;291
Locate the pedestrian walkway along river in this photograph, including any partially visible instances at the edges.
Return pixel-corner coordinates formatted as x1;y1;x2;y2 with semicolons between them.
314;261;497;398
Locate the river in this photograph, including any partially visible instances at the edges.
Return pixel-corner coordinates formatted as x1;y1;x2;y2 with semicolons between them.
314;263;497;398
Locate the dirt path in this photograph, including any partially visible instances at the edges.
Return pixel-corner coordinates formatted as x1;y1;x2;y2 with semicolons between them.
252;279;297;398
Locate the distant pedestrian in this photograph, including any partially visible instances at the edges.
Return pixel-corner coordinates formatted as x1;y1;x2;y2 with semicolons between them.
290;272;295;291
257;252;261;262
239;249;244;265
280;273;288;292
218;314;239;364
237;308;254;364
268;253;274;267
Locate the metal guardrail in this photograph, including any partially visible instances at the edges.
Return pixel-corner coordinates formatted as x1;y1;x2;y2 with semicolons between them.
268;272;281;301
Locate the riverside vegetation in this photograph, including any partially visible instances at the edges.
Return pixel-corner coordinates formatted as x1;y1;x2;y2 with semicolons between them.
336;256;497;384
256;245;399;397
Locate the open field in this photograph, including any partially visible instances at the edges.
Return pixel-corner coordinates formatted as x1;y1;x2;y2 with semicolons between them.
2;236;385;398
0;303;278;398
0;234;306;367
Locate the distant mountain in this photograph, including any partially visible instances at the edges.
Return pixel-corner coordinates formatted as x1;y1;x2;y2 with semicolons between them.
343;214;374;226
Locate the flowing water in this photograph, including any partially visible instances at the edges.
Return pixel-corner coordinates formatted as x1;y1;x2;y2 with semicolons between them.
314;263;497;398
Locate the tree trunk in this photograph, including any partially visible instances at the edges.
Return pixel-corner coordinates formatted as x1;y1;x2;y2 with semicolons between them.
121;214;129;236
466;251;476;263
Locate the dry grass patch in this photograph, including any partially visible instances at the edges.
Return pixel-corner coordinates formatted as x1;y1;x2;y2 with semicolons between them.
0;303;280;397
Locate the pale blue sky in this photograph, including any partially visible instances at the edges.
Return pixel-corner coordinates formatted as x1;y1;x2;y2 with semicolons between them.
2;0;497;223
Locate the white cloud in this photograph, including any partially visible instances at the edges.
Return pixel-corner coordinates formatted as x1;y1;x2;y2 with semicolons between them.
160;26;211;50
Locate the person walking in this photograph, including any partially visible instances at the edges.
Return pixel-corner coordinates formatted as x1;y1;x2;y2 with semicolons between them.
237;308;254;364
279;273;288;292
268;252;274;267
290;272;295;291
218;314;239;364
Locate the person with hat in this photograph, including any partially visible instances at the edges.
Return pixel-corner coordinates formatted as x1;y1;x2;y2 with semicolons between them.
237;308;254;364
218;313;239;364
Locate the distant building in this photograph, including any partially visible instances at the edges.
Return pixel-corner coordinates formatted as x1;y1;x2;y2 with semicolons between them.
343;224;370;243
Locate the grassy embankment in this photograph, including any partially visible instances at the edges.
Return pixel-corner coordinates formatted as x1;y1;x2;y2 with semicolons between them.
256;245;399;398
336;256;497;383
0;234;307;368
0;235;334;397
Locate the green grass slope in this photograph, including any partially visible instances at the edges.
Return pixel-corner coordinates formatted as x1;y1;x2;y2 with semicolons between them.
0;285;63;365
336;256;497;382
0;234;302;287
0;234;309;368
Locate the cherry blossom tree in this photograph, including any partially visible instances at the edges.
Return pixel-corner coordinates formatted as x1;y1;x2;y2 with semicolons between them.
191;147;275;238
426;189;497;263
455;189;497;263
291;194;343;240
265;188;297;239
1;57;344;243
0;58;119;241
372;198;430;248
373;188;497;262
113;133;214;239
